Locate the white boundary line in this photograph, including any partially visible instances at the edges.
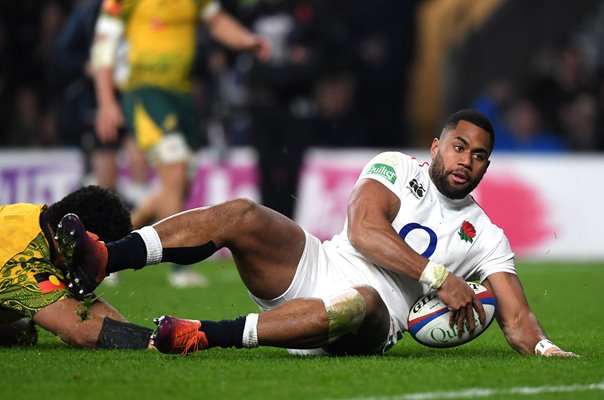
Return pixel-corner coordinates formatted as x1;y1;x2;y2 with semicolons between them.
335;382;604;400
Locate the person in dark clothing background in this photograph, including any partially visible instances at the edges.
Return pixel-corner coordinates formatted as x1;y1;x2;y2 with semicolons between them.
242;0;321;218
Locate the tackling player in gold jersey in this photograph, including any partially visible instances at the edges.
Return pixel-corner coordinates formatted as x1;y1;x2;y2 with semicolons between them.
0;186;153;349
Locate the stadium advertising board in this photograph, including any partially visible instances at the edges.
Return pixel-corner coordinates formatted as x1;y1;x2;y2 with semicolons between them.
1;148;602;260
0;150;83;205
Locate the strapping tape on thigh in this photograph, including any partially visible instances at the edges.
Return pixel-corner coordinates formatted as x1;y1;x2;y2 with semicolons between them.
323;288;366;343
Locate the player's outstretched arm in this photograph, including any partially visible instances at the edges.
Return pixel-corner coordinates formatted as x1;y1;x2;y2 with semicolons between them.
33;298;122;347
483;272;577;357
204;9;271;62
32;298;151;349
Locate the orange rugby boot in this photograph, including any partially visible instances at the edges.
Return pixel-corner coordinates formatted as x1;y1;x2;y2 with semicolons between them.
151;315;209;355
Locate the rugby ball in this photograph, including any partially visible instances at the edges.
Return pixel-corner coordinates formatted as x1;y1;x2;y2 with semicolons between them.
407;282;496;348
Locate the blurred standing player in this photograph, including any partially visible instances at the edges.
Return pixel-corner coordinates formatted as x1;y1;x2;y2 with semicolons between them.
90;0;270;287
0;186;152;349
243;0;322;219
55;0;149;201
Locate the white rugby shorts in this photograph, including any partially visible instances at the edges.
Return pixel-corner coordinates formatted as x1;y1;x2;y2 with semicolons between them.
248;230;405;355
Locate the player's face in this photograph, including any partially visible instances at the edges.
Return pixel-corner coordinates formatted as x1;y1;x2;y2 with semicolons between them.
429;120;492;199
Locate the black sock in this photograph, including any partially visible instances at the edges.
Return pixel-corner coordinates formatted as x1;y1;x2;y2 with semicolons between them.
106;233;147;274
106;235;219;274
162;241;219;265
96;317;153;349
201;317;246;349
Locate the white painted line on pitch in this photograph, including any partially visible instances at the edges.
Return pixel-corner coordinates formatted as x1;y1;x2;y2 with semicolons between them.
333;382;604;400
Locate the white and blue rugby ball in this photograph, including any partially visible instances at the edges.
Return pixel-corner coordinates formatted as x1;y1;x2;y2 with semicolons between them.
407;282;496;348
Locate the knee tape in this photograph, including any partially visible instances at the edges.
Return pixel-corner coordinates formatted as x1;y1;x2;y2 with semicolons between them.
323;288;366;343
147;133;191;165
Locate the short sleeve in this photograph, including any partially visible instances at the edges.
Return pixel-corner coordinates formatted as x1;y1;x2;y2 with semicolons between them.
358;152;414;198
199;0;221;22
475;234;517;282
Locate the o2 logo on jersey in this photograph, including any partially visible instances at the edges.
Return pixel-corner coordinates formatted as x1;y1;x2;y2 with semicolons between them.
399;223;437;258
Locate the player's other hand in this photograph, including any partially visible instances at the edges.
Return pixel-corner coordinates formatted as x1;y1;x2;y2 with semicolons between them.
543;347;579;357
437;274;486;336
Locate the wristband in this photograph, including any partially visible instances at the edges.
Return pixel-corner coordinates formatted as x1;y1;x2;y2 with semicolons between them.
419;261;450;289
534;339;559;355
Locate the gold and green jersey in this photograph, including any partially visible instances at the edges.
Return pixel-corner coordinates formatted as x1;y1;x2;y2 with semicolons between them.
102;0;218;93
0;204;70;319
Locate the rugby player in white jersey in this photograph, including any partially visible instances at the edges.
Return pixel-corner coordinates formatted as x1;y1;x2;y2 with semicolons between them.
57;109;575;357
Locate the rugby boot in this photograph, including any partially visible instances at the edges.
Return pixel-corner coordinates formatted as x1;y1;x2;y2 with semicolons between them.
56;213;108;295
151;315;209;355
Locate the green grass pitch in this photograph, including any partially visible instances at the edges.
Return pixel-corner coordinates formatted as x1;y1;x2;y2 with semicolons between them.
1;261;603;400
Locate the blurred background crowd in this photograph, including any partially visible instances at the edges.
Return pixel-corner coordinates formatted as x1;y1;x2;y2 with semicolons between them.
2;0;604;152
1;0;604;152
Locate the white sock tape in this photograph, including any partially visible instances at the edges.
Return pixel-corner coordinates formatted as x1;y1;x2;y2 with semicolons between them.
535;339;559;356
133;226;163;264
419;261;450;289
242;313;259;348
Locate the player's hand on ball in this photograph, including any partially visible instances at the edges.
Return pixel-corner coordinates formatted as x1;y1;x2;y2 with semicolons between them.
437;274;486;336
535;339;578;357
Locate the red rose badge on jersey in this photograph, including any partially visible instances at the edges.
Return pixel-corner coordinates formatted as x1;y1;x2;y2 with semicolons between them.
458;220;476;243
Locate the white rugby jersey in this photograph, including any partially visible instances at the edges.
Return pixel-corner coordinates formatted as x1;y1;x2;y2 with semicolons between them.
324;151;516;330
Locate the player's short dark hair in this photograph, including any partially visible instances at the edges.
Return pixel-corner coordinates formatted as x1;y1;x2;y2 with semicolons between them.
45;185;132;241
443;109;495;150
